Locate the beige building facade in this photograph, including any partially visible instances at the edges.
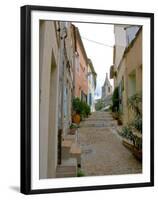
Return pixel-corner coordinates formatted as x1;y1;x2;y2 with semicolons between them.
39;21;78;179
39;21;96;179
87;59;97;112
39;21;60;179
73;26;88;102
111;25;142;125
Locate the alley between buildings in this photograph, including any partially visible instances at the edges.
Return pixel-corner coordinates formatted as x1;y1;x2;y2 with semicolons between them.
78;111;142;176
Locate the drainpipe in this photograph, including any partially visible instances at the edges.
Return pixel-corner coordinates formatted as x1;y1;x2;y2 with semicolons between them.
58;22;67;164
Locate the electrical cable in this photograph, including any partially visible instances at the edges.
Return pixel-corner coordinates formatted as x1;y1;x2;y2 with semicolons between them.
81;36;114;48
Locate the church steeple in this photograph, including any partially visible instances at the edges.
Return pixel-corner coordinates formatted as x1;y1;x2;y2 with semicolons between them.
105;73;108;81
102;72;112;99
104;73;109;86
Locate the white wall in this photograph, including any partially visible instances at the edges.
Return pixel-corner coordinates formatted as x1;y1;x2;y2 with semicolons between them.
114;25;127;68
0;0;157;200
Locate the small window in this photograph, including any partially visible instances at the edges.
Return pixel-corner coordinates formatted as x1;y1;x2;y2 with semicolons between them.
122;77;124;91
108;87;110;93
89;93;92;105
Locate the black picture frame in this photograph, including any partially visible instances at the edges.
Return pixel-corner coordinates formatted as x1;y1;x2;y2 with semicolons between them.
20;5;154;195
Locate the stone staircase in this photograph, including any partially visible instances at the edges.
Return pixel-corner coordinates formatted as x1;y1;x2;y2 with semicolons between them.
56;129;81;178
80;112;118;128
56;158;77;178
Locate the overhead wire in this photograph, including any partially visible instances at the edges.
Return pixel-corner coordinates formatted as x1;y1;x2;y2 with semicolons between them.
81;36;114;48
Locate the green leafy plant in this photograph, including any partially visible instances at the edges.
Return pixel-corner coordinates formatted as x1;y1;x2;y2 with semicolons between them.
119;125;142;151
77;168;85;177
112;87;119;112
72;97;91;118
119;93;142;151
131;117;142;133
72;97;83;114
117;111;123;125
118;125;133;140
70;123;79;129
128;93;142;118
128;93;142;134
81;101;91;117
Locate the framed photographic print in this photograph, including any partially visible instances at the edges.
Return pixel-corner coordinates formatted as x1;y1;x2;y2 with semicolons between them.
20;5;154;194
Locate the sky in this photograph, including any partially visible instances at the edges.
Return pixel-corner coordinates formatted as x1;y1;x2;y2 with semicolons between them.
73;22;115;99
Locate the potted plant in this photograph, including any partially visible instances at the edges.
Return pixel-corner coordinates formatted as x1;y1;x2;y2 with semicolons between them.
117;112;123;125
128;93;142;160
72;98;82;124
69;123;79;135
81;101;91;118
118;93;142;161
77;168;85;177
111;87;119;120
72;97;91;124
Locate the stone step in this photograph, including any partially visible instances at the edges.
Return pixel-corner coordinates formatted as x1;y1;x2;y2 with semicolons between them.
63;134;77;143
80;122;118;128
89;116;113;119
62;157;77;166
61;138;81;166
61;140;73;159
82;119;117;123
62;139;73;148
83;121;117;125
84;117;114;121
56;158;77;178
70;143;81;154
90;113;112;116
70;143;81;167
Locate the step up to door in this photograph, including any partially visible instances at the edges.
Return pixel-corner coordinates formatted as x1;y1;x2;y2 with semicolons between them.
62;139;73;148
70;143;81;154
70;143;81;167
63;134;77;143
56;158;77;178
61;140;73;159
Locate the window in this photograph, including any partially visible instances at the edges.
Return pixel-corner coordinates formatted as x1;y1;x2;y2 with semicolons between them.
81;91;87;103
89;93;92;106
122;76;124;91
75;55;80;73
108;87;110;93
128;71;136;97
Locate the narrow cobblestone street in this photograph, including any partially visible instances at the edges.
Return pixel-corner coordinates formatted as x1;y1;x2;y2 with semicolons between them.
78;111;142;176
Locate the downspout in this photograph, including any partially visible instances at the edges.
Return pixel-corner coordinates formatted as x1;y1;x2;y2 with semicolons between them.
58;22;67;165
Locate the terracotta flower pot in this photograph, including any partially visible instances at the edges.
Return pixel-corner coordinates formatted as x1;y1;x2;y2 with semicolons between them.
117;118;123;125
69;128;76;135
72;114;81;125
132;147;142;161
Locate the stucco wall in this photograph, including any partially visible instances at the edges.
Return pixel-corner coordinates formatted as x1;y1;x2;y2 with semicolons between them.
126;30;142;93
87;64;95;112
114;25;127;68
116;29;142;125
75;39;88;99
39;21;59;179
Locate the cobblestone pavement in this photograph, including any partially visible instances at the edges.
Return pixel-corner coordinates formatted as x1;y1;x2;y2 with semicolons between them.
78;111;142;176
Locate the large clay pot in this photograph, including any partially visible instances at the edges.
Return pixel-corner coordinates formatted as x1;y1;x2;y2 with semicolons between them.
132;147;142;161
72;114;81;125
69;128;77;135
117;118;123;125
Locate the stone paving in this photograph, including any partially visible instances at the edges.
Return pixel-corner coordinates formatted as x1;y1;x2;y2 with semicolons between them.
78;111;142;176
